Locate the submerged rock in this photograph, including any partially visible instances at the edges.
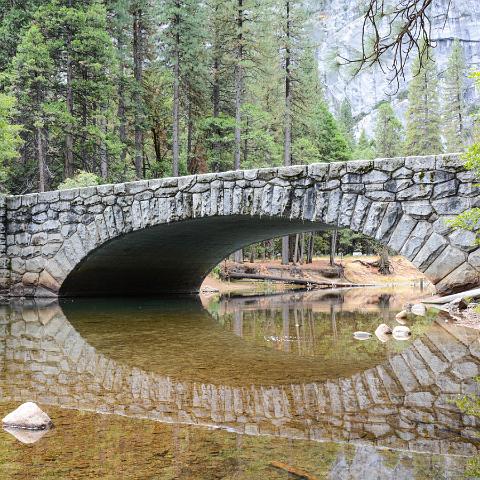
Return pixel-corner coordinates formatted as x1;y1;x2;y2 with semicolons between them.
392;326;411;340
2;402;53;430
353;331;372;340
375;324;392;343
411;304;427;317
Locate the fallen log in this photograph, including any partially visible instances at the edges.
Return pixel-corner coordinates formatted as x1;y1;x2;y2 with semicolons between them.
269;461;319;480
422;287;480;305
224;272;363;288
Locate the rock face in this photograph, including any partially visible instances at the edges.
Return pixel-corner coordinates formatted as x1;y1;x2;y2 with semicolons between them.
0;154;478;297
2;402;53;430
314;0;480;135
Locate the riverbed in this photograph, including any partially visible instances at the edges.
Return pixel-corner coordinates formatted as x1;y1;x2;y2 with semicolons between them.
0;287;478;479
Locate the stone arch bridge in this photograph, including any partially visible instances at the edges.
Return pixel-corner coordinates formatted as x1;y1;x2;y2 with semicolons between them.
0;154;478;297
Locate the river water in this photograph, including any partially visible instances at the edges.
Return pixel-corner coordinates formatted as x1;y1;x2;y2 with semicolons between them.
0;287;478;479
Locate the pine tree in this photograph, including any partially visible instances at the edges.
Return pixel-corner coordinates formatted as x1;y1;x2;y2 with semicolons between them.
10;23;55;192
160;0;207;176
0;93;22;192
0;0;44;71
443;39;468;152
338;99;355;149
375;102;403;158
404;54;443;156
353;130;375;160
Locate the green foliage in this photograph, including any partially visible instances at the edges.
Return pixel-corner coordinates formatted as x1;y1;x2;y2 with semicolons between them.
443;39;468;152
455;377;480;477
353;129;375;160
374;102;403;158
337;99;355;149
404;54;443;156
0;93;22;190
449;71;480;243
57;170;101;190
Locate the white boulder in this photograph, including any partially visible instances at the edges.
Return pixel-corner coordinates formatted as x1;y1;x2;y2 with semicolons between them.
2;402;53;430
353;331;372;340
374;324;392;343
411;304;427;316
392;326;411;340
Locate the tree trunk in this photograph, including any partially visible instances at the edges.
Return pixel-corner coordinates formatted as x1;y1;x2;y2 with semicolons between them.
117;36;127;166
299;233;305;265
307;232;315;264
187;99;194;174
234;0;243;170
330;228;338;267
172;26;180;177
99;116;108;180
37;127;45;193
212;52;221;170
65;0;74;179
281;236;289;265
293;234;300;264
281;0;292;265
133;8;144;179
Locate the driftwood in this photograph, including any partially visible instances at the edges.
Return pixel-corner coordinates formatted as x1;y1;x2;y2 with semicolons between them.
224;272;362;288
269;461;319;480
422;287;480;305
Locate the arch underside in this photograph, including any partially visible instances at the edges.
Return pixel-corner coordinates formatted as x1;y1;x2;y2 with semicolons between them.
59;215;330;297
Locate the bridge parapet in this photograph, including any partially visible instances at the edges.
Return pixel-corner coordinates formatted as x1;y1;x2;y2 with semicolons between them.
1;154;479;297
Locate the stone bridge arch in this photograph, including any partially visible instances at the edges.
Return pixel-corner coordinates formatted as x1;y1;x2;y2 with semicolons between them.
1;154;479;297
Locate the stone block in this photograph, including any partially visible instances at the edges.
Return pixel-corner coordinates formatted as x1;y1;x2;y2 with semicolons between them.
402;201;434;219
375;202;402;242
412;233;447;270
396;184;433;201
363;202;387;237
432;180;459;199
449;229;477;252
374;157;404;171
388;215;417;253
346;160;374;174
362;170;390;184
424;246;466;283
392;166;413;179
436;263;480;294
400;222;432;260
405;155;436;171
432;197;471;215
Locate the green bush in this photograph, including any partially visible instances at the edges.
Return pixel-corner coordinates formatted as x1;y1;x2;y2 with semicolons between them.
57;171;102;190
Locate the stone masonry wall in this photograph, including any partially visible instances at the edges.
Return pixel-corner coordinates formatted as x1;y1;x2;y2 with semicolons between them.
1;154;479;297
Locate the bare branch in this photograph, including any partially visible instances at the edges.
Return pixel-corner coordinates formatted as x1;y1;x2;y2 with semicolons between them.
342;0;451;91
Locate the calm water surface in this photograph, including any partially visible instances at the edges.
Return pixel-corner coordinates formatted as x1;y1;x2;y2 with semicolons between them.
0;286;478;479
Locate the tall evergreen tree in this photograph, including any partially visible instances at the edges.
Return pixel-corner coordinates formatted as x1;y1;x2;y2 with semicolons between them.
443;39;468;152
160;0;207;176
338;99;355;149
375;102;403;158
0;93;22;192
10;24;55;192
404;54;443;156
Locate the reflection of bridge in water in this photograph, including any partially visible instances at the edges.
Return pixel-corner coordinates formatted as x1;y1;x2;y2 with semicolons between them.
0;300;478;458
